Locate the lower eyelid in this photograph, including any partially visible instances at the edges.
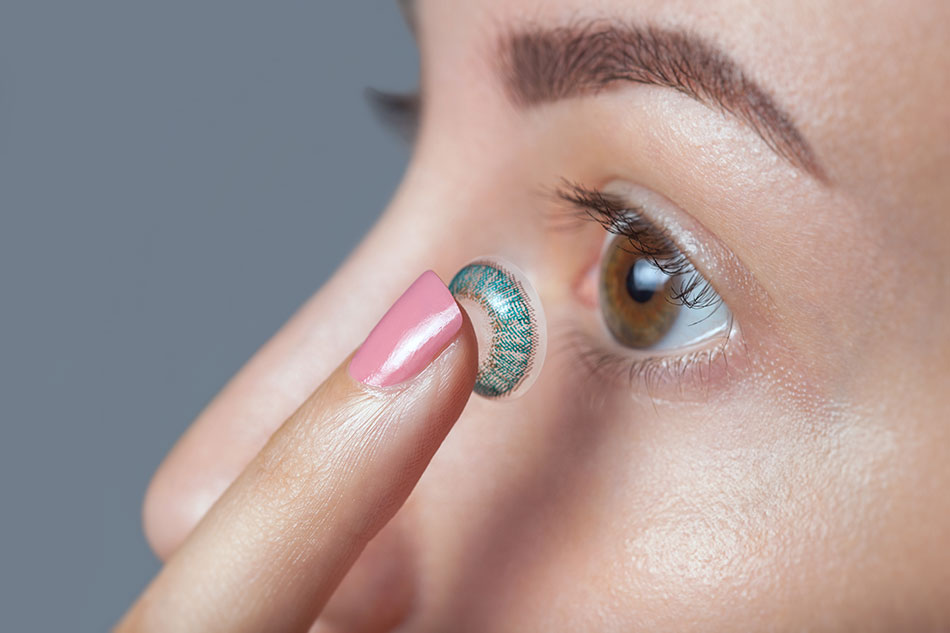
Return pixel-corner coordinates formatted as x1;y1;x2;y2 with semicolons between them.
562;319;745;403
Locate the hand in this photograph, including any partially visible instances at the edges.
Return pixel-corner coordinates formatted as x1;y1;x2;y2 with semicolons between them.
117;271;477;632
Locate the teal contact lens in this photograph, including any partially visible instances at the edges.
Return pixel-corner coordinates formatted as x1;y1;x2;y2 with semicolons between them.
449;257;546;399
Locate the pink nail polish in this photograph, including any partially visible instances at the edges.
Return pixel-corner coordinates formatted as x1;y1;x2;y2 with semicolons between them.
349;270;463;387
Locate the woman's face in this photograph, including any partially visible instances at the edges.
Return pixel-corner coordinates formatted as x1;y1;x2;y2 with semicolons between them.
144;0;950;630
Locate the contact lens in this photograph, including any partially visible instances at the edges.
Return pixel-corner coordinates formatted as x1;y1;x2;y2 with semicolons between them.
448;257;546;399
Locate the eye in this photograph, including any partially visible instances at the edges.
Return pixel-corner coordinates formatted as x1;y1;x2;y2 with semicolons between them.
599;227;731;351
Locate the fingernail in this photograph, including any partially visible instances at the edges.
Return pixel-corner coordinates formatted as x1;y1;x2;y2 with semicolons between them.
349;270;463;387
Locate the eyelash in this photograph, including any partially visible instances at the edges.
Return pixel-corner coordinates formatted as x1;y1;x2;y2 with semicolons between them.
554;181;721;311
553;180;736;396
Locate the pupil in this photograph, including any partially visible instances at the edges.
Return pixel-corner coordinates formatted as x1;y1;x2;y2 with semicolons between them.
625;259;667;304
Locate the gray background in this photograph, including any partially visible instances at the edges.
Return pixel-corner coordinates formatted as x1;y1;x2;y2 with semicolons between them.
0;3;415;630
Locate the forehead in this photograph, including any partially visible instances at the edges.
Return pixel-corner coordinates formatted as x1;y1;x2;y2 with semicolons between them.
415;0;949;198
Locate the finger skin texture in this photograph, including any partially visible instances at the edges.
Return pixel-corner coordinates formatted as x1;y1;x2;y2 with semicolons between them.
118;313;477;632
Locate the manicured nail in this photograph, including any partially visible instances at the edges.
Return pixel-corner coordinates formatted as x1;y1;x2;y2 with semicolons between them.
349;270;463;387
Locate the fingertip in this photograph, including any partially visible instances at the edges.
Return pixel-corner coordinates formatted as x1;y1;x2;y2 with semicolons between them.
140;288;479;565
347;270;465;389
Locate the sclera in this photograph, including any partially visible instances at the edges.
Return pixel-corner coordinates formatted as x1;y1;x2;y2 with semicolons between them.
448;257;547;400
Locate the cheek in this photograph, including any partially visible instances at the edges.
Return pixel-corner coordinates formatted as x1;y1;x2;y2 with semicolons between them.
578;396;927;631
412;353;935;631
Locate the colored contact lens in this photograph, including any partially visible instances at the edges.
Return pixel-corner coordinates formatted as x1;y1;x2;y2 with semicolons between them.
448;257;546;399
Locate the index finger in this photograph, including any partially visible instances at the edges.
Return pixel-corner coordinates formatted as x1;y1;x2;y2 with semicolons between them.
142;257;430;560
119;271;477;632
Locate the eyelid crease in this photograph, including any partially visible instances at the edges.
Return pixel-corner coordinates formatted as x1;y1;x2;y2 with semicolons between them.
553;180;722;311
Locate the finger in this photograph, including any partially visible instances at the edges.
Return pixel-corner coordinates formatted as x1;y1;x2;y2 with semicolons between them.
142;243;450;559
142;256;392;560
119;271;477;633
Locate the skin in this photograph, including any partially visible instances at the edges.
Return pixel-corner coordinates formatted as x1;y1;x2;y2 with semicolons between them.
126;0;950;631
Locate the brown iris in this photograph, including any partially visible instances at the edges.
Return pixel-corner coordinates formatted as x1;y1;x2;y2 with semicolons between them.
600;234;679;348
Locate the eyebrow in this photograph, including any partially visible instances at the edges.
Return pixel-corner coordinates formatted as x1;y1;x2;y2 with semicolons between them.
500;21;826;181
